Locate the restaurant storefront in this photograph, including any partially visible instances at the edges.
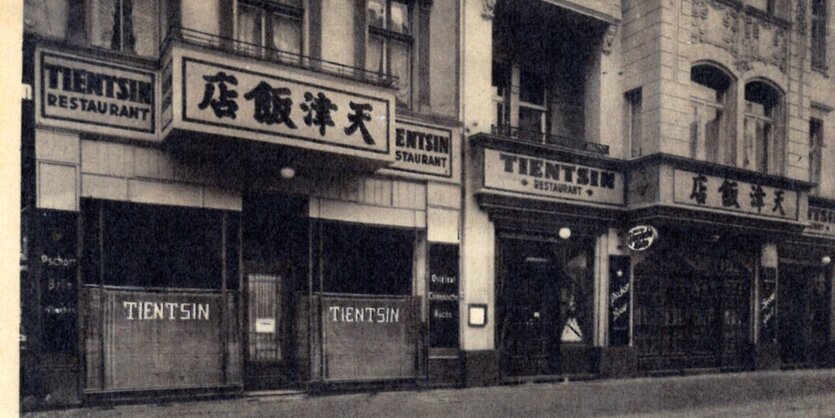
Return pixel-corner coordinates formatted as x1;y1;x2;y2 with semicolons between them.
470;134;625;380
25;36;462;406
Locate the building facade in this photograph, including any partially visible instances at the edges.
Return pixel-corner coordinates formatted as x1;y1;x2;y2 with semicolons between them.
19;0;835;409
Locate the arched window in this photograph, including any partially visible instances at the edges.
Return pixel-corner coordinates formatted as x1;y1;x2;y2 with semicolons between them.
744;81;783;174
690;64;735;165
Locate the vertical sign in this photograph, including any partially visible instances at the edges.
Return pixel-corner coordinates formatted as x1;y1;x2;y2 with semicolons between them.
428;244;459;348
760;267;777;344
39;210;78;354
608;256;630;346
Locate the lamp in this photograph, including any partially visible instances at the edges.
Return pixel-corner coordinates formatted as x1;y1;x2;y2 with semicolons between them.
558;227;571;240
280;166;295;179
822;256;831;266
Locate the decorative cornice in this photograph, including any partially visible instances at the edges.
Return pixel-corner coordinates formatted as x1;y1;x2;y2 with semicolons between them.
602;25;618;55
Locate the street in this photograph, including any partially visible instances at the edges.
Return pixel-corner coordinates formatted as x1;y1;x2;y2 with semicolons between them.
25;369;835;417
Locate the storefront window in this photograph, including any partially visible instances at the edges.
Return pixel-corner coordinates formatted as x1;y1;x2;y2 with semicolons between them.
82;200;235;289
321;222;414;295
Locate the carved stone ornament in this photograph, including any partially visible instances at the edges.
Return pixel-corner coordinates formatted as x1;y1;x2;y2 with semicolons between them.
602;25;618;55
482;0;496;20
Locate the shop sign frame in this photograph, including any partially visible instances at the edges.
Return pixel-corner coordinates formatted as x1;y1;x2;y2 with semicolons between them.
34;47;157;141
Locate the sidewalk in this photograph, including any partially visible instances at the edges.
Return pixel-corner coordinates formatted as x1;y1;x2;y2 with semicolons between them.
24;368;835;417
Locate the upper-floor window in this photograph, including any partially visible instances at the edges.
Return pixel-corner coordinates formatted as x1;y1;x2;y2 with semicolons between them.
743;81;783;174
89;0;158;57
367;0;413;108
690;64;734;165
236;0;303;60
492;61;548;142
748;0;788;17
626;88;643;158
809;117;824;186
812;0;828;71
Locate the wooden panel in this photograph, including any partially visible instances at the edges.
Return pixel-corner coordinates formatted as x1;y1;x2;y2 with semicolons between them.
320;294;418;381
99;288;226;390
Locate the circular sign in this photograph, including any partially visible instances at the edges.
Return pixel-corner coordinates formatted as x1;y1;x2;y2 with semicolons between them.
626;225;658;251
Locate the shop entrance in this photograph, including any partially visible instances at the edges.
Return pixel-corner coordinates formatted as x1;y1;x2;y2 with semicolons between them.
634;250;751;372
497;235;594;377
778;263;830;367
242;194;308;390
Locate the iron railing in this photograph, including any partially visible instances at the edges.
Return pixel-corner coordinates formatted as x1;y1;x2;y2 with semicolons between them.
161;26;399;89
491;125;610;156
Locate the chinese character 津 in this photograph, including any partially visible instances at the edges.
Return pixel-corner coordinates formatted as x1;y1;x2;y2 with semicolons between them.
300;92;337;136
198;72;239;119
749;184;766;213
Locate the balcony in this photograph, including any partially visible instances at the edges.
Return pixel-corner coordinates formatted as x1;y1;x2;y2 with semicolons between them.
491;125;610;156
161;26;399;90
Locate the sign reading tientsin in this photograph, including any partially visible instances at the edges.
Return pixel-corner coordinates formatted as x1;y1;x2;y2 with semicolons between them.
36;49;156;138
672;169;799;220
806;205;835;237
482;149;625;206
389;120;453;177
178;53;392;156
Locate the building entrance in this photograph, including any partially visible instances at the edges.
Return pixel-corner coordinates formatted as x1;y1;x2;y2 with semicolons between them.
778;262;830;367
497;235;594;377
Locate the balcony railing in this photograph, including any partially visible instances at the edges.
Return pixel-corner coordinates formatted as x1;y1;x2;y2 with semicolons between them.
491;125;610;156
161;26;399;89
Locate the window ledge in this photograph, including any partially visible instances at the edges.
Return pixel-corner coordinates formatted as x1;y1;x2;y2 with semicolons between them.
812;65;830;77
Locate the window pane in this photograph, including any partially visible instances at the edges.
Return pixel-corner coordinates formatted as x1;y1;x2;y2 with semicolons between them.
271;13;301;55
132;0;158;57
367;0;386;28
519;106;544;141
366;34;385;73
560;250;593;344
492;61;511;97
520;69;545;105
390;1;410;35
391;39;412;107
238;4;262;46
89;0;117;50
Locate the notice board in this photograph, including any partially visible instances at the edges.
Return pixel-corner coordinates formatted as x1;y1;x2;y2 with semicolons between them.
428;244;459;348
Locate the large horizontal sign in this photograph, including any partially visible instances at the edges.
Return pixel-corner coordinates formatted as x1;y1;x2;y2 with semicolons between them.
389;120;453;178
673;169;798;220
179;53;391;156
482;149;625;206
806;204;835;237
36;49;156;139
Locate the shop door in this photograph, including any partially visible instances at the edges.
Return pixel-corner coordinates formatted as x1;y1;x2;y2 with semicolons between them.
719;274;750;369
779;264;806;366
499;242;561;376
245;265;294;389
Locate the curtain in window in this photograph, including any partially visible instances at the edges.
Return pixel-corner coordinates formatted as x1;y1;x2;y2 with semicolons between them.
89;0;117;51
270;13;301;56
391;40;411;106
367;34;385;74
88;0;156;56
237;4;261;48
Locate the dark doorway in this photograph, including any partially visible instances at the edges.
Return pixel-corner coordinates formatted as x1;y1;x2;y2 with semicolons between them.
242;193;308;390
497;235;594;377
779;263;830;367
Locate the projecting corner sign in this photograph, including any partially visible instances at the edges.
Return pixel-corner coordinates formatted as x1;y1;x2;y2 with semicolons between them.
626;225;658;251
164;48;395;161
35;48;157;140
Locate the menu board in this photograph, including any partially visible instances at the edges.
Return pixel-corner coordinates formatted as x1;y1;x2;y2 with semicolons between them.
39;210;78;354
608;256;630;346
428;244;459;348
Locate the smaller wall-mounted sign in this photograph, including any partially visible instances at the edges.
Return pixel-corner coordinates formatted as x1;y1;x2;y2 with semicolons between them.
36;48;156;139
806;205;835;237
482;149;625;206
626;225;658;251
388;120;453;178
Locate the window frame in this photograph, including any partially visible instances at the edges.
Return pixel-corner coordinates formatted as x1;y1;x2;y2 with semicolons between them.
812;0;828;72
366;0;415;108
86;0;161;58
234;0;305;59
689;64;735;166
491;60;549;143
743;80;783;175
626;88;643;158
809;117;824;188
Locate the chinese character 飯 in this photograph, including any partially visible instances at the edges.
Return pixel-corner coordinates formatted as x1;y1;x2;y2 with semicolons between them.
750;184;766;213
772;190;786;215
344;101;375;145
300;92;337;136
198;72;239;119
244;81;297;128
718;179;740;208
690;174;708;205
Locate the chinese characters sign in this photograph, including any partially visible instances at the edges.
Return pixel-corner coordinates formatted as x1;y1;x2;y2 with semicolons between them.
181;56;391;156
482;149;625;206
36;49;156;139
673;169;798;220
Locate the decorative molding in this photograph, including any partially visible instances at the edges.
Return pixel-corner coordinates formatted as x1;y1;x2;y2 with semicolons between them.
482;0;496;20
602;25;618;55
